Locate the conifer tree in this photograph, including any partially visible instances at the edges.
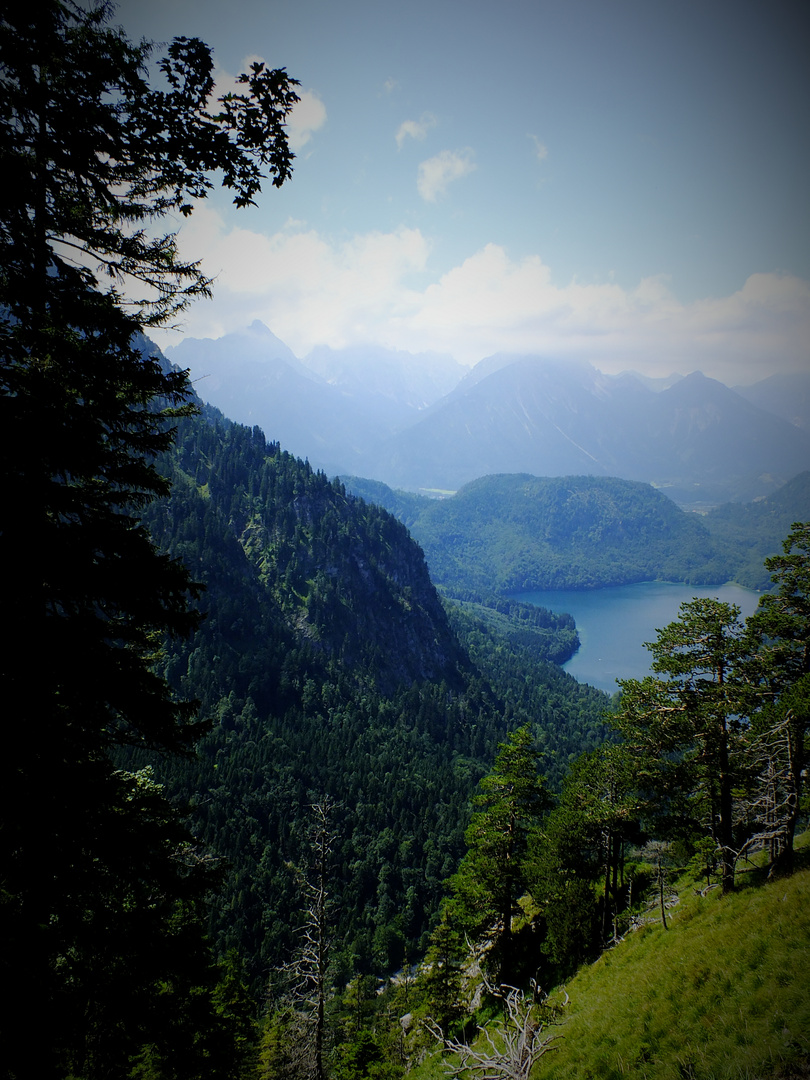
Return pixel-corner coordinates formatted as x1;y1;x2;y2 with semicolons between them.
419;910;466;1035
612;599;749;893
743;522;810;873
448;725;549;981
531;744;641;968
0;2;298;1075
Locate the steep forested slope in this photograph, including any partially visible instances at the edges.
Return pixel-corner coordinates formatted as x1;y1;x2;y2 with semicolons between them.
444;599;609;775
703;470;810;588
138;405;609;993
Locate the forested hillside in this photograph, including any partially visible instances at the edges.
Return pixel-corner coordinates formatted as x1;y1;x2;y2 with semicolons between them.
12;6;806;1078
704;470;810;588
279;526;810;1080
138;402;611;993
345;471;810;592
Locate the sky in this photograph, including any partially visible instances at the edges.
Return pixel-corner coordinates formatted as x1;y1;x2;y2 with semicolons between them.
117;0;809;384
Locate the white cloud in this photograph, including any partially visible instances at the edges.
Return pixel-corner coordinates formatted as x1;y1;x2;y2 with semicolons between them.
417;149;476;202
396;113;437;149
287;90;327;152
165;207;429;353
528;134;548;162
154;212;810;384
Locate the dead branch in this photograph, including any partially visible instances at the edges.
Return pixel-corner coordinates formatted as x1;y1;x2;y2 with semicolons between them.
424;977;565;1079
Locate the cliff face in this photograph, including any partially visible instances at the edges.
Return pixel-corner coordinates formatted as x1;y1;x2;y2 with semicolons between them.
137;402;475;978
153;401;466;696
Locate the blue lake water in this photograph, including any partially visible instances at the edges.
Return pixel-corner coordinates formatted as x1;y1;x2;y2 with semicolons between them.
511;582;762;694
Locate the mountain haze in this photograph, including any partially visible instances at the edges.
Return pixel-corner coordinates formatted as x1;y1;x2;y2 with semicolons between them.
735;370;810;431
166;327;810;507
303;342;464;411
360;360;810;504
166;324;463;476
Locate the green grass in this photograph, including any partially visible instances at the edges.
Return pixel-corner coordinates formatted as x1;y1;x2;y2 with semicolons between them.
534;838;810;1080
405;839;810;1079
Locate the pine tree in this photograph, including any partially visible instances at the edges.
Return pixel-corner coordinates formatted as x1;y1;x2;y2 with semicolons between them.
743;522;810;873
448;725;549;981
0;2;298;1075
531;744;641;968
612;599;749;893
419;910;466;1035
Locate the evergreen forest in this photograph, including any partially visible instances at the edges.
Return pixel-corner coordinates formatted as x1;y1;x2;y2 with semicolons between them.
2;5;809;1080
344;471;810;592
136;395;612;992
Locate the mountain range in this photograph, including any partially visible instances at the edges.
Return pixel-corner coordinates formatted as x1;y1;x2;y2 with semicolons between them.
166;325;810;506
168;322;464;478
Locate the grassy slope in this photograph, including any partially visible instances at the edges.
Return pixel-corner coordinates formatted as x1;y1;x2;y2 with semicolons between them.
407;839;810;1080
535;838;810;1080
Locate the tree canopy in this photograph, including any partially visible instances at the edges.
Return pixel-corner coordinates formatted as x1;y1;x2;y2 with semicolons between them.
0;2;299;1075
448;725;549;981
611;600;749;892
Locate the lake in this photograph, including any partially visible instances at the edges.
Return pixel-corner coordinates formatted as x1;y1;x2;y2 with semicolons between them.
511;581;762;694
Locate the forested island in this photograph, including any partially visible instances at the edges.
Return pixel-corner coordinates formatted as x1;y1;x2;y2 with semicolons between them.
2;5;809;1080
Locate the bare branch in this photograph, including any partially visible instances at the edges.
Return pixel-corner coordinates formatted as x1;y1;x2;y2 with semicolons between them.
424;978;564;1079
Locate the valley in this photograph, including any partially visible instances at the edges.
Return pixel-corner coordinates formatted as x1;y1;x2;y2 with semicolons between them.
139;327;810;1077
130;346;810;1078
9;7;808;1074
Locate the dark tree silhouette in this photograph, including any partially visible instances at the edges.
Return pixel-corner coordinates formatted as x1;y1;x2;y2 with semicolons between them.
0;3;298;1075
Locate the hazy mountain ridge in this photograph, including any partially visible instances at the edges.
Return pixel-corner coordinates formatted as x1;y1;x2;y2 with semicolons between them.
360;361;810;504
166;324;463;475
166;326;810;507
303;342;464;411
735;370;810;431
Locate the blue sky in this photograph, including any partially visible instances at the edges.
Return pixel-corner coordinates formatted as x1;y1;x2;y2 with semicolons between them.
118;0;809;383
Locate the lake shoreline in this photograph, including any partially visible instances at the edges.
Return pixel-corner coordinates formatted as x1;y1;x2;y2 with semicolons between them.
508;580;761;693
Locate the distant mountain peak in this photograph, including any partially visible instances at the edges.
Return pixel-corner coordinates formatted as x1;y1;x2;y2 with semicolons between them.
246;319;276;337
619;370;685;391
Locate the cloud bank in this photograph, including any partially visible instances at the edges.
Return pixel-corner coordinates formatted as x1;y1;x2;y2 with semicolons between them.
157;209;810;385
